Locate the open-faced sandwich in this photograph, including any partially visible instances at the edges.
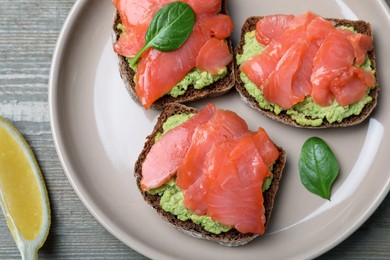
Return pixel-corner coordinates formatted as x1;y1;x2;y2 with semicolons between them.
134;103;286;246
235;12;378;128
112;0;235;109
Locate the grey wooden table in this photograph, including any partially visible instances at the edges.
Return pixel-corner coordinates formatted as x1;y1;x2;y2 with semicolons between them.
1;0;389;259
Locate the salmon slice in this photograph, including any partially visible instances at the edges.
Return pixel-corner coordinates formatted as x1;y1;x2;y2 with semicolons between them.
331;73;370;106
347;33;373;65
330;67;375;106
293;42;318;96
255;14;294;46
181;177;209;215
263;41;309;109
177;109;248;214
205;135;270;234
277;14;316;44
176;109;248;190
197;13;234;40
311;31;355;106
252;128;279;167
306;16;334;43
140;103;216;190
186;0;221;14
183;142;233;216
196;38;233;74
240;49;279;90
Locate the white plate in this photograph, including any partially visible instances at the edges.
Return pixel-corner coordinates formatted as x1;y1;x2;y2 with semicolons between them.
49;0;390;259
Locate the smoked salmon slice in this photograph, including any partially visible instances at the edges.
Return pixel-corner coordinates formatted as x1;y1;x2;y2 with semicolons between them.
186;0;221;14
347;33;373;65
255;14;294;45
330;67;375;106
311;30;355;106
263;41;310;109
177;109;248;214
196;38;233;75
205;133;271;234
140;103;216;190
113;0;234;109
252;128;280;167
240;48;279;90
306;16;334;43
176;109;248;190
241;12;375;109
198;13;234;40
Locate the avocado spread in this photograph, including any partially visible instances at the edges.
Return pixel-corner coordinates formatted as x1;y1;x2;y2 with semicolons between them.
149;113;273;234
149;179;232;234
236;29;376;127
168;68;227;98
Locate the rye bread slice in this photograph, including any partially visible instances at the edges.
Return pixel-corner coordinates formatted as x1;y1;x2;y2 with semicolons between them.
112;1;235;110
134;103;287;246
235;16;379;128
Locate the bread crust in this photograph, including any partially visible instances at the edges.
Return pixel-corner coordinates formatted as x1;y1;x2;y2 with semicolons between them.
112;1;235;110
134;103;287;246
235;16;379;128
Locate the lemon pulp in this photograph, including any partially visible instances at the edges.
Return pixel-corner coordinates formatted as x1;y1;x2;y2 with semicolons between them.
0;126;43;240
0;117;50;259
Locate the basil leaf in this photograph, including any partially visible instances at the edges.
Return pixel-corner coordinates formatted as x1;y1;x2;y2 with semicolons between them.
130;2;195;66
298;137;339;200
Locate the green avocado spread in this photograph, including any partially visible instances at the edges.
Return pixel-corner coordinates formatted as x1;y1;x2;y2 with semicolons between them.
149;179;232;234
236;29;376;127
168;68;227;98
149;114;273;234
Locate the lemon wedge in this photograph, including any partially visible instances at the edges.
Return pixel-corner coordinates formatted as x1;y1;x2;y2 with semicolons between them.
0;116;50;260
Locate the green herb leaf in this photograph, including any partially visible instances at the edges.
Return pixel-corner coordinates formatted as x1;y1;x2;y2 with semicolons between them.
298;137;339;200
130;1;196;66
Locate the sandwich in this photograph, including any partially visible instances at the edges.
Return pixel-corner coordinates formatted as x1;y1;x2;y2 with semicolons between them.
112;0;235;110
134;103;286;246
235;12;378;128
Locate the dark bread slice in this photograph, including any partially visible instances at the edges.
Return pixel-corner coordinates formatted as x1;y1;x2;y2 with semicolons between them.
112;1;235;110
134;103;287;246
235;16;379;128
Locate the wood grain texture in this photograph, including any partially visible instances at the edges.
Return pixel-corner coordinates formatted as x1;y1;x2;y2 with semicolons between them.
0;0;389;259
